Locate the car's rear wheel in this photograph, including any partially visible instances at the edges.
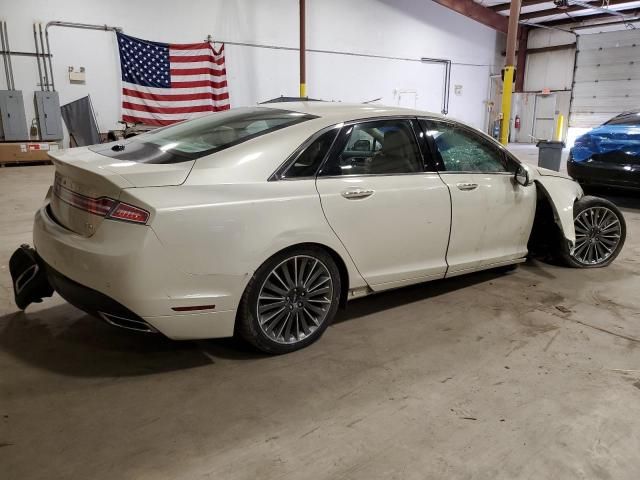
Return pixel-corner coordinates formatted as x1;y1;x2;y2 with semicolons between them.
562;196;626;268
236;247;341;354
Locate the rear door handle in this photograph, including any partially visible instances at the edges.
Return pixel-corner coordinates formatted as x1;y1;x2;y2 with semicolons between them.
341;188;375;199
456;182;478;191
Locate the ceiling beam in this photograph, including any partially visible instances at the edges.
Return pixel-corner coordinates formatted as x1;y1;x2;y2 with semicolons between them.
491;0;549;13
537;7;640;25
432;0;509;32
520;0;637;20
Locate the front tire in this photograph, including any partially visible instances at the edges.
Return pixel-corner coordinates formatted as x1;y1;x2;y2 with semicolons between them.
562;196;626;268
236;246;341;354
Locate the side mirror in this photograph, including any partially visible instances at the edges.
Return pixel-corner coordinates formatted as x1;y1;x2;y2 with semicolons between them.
515;165;532;186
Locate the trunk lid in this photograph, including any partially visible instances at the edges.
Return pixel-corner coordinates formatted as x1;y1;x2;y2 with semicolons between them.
48;147;194;236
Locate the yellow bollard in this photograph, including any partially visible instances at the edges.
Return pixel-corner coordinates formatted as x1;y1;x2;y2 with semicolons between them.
499;66;515;146
555;114;564;141
299;83;307;98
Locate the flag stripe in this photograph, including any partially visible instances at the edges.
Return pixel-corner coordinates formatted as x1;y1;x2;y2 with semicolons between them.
123;87;229;102
170;80;228;89
170;67;226;76
123;101;217;114
124;97;228;108
169;55;225;65
122;81;227;95
169;42;209;50
168;48;213;56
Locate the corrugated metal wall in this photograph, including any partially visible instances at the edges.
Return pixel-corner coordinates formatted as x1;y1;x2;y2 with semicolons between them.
570;29;640;128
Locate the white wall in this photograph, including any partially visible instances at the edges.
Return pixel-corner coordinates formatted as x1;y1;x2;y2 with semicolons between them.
0;0;503;145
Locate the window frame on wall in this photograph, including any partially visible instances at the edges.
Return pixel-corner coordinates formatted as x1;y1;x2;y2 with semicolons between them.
317;117;439;178
418;118;520;174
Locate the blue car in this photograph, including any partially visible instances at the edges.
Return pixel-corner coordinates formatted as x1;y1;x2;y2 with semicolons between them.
568;110;640;190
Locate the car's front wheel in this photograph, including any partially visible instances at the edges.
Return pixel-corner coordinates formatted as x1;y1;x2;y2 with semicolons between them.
562;196;626;268
236;246;341;354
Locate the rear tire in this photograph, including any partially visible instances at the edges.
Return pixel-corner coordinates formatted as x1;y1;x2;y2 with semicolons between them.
236;246;341;354
561;196;626;268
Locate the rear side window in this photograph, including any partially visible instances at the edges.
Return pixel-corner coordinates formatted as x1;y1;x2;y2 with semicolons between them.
90;107;316;164
281;129;338;179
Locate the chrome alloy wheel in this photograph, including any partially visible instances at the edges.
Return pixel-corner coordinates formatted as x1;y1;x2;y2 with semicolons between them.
572;206;622;266
256;255;334;345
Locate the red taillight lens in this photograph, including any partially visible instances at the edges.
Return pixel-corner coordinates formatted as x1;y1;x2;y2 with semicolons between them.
53;178;149;225
108;203;150;224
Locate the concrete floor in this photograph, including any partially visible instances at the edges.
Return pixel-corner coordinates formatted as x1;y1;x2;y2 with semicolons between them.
2;162;640;480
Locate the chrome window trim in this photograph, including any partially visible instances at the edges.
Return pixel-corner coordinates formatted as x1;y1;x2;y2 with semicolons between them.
317;171;440;180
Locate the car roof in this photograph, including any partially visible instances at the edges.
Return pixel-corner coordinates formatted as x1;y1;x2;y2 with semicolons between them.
263;101;445;122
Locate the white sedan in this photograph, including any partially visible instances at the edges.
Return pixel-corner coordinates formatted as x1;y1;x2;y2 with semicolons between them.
10;102;626;353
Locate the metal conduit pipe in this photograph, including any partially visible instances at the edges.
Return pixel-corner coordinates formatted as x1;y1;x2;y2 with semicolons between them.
2;21;16;90
421;57;452;115
38;23;49;91
43;21;124;92
43;24;55;91
0;21;10;89
33;24;44;91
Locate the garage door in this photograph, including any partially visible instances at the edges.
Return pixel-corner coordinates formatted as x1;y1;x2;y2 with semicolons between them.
570;29;640;128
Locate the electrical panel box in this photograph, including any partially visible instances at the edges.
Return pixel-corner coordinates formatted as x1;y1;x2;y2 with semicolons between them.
0;90;29;141
34;91;63;141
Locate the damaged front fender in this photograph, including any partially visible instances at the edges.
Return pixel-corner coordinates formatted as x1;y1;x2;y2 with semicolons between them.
533;172;584;252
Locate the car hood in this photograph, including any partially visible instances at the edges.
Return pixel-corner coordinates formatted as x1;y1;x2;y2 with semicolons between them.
534;166;572;179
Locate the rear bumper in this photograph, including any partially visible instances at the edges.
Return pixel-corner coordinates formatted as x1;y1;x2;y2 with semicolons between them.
32;204;241;339
567;159;640;190
45;264;157;333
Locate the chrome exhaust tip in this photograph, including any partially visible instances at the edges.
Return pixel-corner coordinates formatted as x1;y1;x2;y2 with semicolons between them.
98;312;157;333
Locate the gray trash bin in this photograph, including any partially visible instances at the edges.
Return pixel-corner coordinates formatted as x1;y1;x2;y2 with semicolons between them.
536;140;565;171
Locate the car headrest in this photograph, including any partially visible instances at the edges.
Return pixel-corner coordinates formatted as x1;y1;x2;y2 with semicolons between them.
382;130;410;156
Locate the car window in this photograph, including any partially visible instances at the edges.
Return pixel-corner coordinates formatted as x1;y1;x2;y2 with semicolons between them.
320;119;423;176
89;107;316;163
282;129;338;178
426;121;509;173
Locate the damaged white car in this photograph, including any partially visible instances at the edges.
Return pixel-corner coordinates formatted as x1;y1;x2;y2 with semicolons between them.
10;102;626;353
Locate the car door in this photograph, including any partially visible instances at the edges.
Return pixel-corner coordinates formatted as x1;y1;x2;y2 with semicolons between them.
420;118;536;274
315;118;451;289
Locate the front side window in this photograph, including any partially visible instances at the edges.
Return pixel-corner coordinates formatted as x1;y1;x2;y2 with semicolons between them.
320;119;423;176
425;121;510;173
90;107;316;164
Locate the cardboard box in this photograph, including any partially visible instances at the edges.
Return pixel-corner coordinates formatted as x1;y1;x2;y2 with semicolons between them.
0;142;59;165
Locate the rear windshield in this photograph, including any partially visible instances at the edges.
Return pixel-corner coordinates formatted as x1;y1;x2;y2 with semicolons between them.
90;107;317;163
604;113;640;126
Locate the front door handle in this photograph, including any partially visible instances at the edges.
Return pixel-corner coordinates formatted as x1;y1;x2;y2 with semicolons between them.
456;182;478;191
341;188;375;199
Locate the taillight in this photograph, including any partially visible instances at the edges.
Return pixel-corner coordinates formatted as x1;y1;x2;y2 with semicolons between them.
108;203;149;224
53;178;149;225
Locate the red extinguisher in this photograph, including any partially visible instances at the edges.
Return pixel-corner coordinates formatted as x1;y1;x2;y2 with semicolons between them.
514;115;521;130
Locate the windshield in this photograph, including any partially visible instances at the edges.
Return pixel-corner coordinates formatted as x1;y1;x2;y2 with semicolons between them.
90;107;316;163
604;112;640;126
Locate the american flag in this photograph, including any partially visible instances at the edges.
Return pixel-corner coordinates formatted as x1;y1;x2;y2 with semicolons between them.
116;33;230;126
